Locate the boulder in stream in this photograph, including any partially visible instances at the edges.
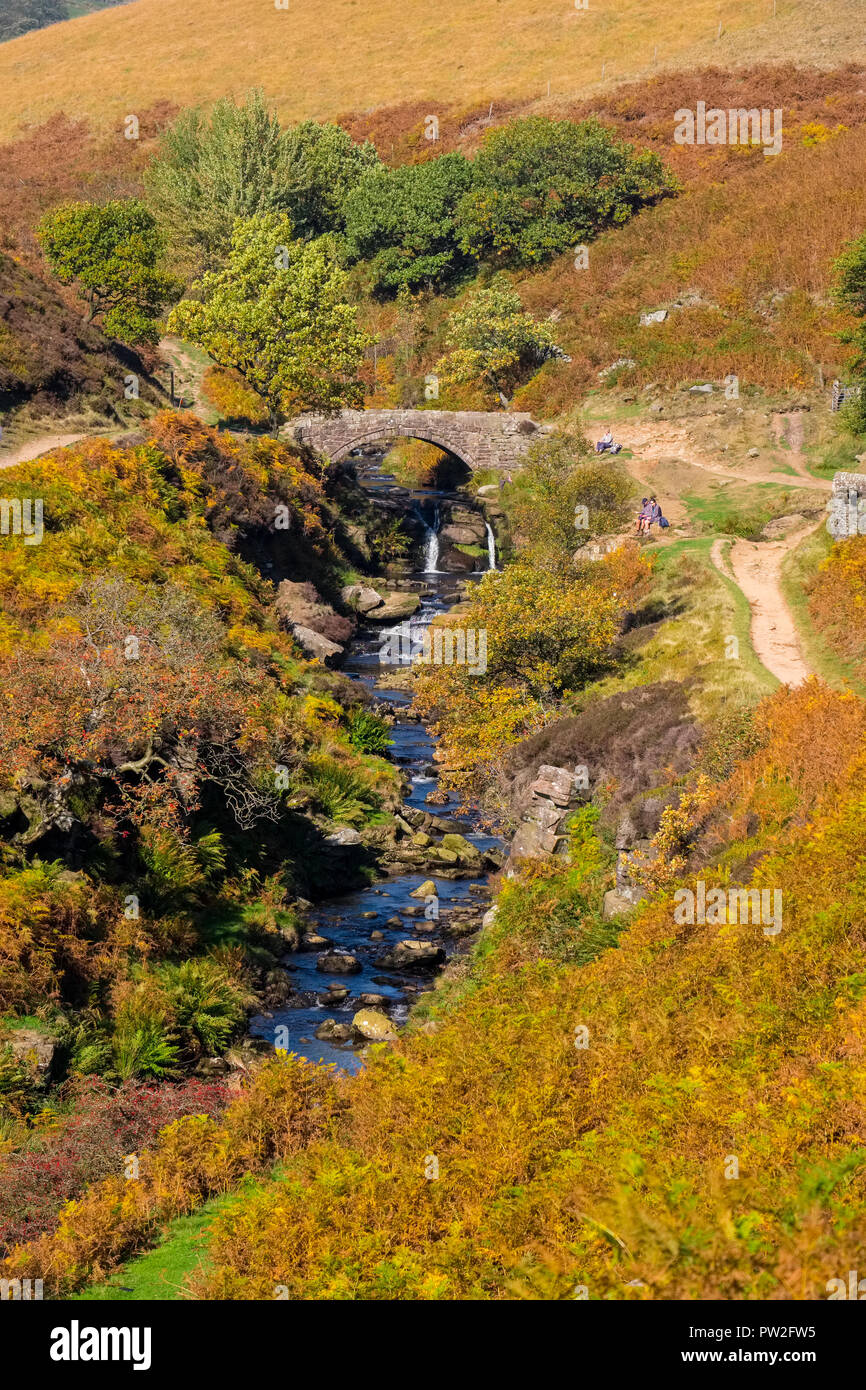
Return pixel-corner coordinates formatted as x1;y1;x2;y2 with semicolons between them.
376;940;445;970
410;879;438;899
316;951;362;974
352;1008;398;1042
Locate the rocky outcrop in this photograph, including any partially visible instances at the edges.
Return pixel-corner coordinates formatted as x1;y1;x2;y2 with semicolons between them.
3;1027;57;1082
504;763;583;874
275;580;355;663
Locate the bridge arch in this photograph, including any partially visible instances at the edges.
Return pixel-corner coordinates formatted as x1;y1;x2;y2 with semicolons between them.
328;425;476;470
286;409;546;473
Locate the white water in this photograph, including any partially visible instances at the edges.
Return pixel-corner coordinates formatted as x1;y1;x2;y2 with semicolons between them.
485;521;497;571
421;505;441;573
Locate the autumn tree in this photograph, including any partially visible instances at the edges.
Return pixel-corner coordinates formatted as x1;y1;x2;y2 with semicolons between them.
168;213;370;427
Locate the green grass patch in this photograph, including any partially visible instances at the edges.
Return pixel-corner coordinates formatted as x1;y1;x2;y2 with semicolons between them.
570;537;774;725
69;1192;242;1302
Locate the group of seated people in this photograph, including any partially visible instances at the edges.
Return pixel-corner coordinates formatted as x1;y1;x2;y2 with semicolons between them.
595;427;668;534
636;496;666;534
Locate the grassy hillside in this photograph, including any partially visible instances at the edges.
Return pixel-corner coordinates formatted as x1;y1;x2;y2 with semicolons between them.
5;678;866;1299
0;0;864;141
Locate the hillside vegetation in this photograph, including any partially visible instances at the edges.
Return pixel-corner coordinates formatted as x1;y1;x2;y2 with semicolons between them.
0;0;864;141
4;678;865;1298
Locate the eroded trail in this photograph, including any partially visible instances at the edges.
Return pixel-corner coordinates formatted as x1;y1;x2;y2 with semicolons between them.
615;419;824;687
711;529;814;686
0;433;90;470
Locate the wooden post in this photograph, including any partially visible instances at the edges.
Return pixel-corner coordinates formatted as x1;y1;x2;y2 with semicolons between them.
170;369;175;405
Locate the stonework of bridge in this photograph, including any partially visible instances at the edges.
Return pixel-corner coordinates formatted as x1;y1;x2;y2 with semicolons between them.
286;409;549;472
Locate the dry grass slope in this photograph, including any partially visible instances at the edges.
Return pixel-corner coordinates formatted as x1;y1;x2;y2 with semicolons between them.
0;0;865;141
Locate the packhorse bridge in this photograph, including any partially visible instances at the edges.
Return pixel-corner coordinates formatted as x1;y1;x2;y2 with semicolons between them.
286;409;549;472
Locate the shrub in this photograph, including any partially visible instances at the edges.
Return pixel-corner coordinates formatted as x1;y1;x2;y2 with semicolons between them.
202;367;268;426
0;1054;337;1289
154;959;252;1058
0;1076;227;1255
456;117;675;267
342;152;477;294
302;755;380;825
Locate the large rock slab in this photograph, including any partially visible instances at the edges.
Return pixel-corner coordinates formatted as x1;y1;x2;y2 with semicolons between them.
341;583;384;614
291;625;344;666
530;764;574;806
364;592;420;622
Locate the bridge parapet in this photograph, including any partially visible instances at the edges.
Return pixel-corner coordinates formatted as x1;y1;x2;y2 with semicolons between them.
286;408;549;471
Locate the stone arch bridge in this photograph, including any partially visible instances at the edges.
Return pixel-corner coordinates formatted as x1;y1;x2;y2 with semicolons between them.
286;409;549;472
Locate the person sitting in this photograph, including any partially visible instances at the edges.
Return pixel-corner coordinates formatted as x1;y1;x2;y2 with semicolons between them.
596;426;614;454
648;496;662;529
636;497;650;534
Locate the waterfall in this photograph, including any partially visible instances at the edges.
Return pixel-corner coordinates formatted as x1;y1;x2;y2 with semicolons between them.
485;520;497;571
420;504;440;573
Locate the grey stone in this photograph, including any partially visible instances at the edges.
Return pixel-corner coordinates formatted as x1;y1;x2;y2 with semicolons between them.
288;408;547;474
529;764;573;806
316;951;362;974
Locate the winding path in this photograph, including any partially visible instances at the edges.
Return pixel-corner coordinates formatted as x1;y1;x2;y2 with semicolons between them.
615;417;831;687
0;433;90;470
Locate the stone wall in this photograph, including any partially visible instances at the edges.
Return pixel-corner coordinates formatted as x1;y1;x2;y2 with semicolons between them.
286;408;548;472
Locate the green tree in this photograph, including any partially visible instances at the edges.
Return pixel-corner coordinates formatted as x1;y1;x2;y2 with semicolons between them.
506;432;633;572
145;93;379;268
0;0;67;44
168;213;370;427
435;278;559;405
37;199;180;345
144;90;292;269
280;120;380;239
342;152;477;295
456;117;676;266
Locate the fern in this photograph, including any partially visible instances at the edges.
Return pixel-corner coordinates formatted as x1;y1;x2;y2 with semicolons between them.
304;755;380;826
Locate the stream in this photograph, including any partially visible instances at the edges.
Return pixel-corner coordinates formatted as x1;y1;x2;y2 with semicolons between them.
248;455;502;1073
